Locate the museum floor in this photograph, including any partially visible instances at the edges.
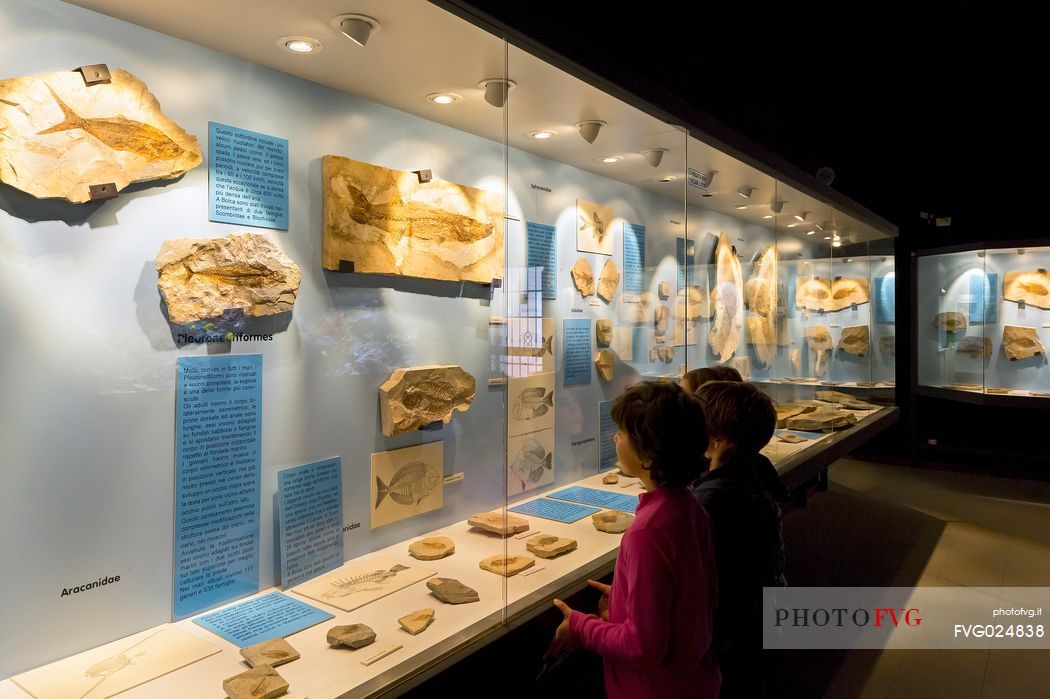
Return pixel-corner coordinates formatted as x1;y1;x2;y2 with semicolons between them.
403;459;1050;699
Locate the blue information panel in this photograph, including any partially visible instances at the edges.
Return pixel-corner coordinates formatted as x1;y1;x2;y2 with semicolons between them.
174;355;262;620
194;592;333;648
510;498;601;523
563;318;592;385
623;223;646;293
279;458;343;588
676;237;695;290
549;485;638;513
209;122;289;230
526;222;557;300
598;400;617;470
969;272;997;325
874;275;896;324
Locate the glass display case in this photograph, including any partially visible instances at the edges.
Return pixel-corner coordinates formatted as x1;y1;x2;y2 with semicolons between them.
917;243;1050;398
0;0;897;696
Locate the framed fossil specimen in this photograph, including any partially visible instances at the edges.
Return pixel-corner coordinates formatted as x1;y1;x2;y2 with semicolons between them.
370;442;444;528
576;198;615;255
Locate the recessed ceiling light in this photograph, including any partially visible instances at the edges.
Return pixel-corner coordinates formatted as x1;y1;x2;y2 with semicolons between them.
824;235;832;240
846;258;852;263
794;212;808;222
600;156;622;164
806;230;815;235
762;214;774;219
426;93;461;104
278;36;323;54
529;130;556;140
657;176;676;182
786;222;798;228
735;205;747;210
737;186;756;199
832;241;842;248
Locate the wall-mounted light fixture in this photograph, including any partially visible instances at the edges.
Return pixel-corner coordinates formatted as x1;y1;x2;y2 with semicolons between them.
794;211;808;222
335;14;381;46
576;120;606;144
770;200;785;214
479;78;516;108
737;186;755;199
642;148;668;167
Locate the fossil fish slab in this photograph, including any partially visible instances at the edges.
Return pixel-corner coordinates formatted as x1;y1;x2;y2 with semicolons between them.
934;312;967;332
957;336;993;358
709;232;743;362
468;511;530;536
398;608;435;635
1003;325;1045;360
745;245;778;316
224;665;288;699
775;403;814;428
156;233;302;325
577;199;615;255
427;577;479;604
596;319;613;345
592;510;635;533
1004;270;1050;309
321;155;503;283
804;325;833;374
746;315;777;367
240;638;299;669
776;432;807;444
658;281;671;299
571;258;595;297
479;554;535;577
526;534;578;559
379;365;476;436
408;536;455;561
0;68;202;203
795;277;870;312
598;259;620;301
879;335;896;357
602;472;619;484
837;325;870;356
594;349;614;381
786;409;858;431
327;624;377;649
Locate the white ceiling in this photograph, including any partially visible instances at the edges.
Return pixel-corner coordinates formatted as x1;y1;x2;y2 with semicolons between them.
68;0;889;244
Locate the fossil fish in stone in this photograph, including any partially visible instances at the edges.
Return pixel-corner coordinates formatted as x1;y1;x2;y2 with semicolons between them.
709;232;743;363
1004;270;1050;310
379;365;476;436
579;209;607;244
322;564;411;598
509;436;553;491
375;461;440;508
339;180;494;245
84;653;132;679
934;311;967;332
38;83;185;160
512;386;554;421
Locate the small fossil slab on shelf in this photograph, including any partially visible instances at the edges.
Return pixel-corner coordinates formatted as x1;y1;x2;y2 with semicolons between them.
957;336;993;358
592;510;635;534
1003;325;1044;361
240;637;299;668
934;312;967;332
837;325;870;357
594;350;614;381
596;319;613;346
598;259;621;302
379;365;476;436
775;403;813;428
602;472;619;484
327;624;377;650
526;534;578;559
985;387;1014;395
427;577;479;604
408;536;455;561
398;608;436;635
785;409;859;431
571;258;595;297
468;511;530;536
945;383;982;391
776;432;807;444
223;665;288;699
479;554;535;577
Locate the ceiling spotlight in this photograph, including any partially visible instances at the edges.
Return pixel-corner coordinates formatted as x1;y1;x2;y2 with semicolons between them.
479;78;516;108
735;205;748;210
529;130;556;140
600;156;622;164
426;92;460;104
337;14;381;47
657;175;676;183
737;186;756;199
806;230;815;235
770;200;785;214
846;258;852;263
786;223;798;228
642;148;668;167
278;36;323;54
824;235;832;240
794;211;808;222
762;215;774;219
832;241;842;248
576;120;606;144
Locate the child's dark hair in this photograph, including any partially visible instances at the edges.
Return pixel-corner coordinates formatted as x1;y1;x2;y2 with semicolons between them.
611;380;708;487
682;365;742;392
694;381;776;466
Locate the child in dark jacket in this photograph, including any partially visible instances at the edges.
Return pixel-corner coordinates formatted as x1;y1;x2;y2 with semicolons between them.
691;380;786;699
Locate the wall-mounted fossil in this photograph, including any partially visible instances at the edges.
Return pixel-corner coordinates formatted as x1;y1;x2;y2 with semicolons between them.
957;336;993;358
596;319;613;346
837;325;870;357
379;366;476;437
795;277;870;312
709;232;743;362
1004;270;1050;310
1003;325;1045;360
934;312;967;332
571;258;595;297
598;259;620;302
804;325;833;374
594;350;614;381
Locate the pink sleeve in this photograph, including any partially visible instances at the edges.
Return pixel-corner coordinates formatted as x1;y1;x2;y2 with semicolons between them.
568;533;675;667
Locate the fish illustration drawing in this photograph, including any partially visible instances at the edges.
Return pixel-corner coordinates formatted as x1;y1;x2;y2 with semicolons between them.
579;209;607;245
322;564;411;598
510;437;553;491
374;461;440;509
507;333;553;358
37;83;185;160
512;386;554;421
340;180;494;244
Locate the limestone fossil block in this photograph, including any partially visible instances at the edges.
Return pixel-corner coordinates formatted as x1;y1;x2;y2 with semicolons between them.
322;155;503;283
592;510;635;533
0;68;202;203
571;258;595;297
795;277;870;312
746;315;777;367
795;278;832;311
327;624;377;649
745;245;778;316
479;554;535;577
595;350;614;381
786;409;858;431
1003;325;1045;360
408;536;455;561
577;199;615;255
398;608;435;635
223;665;288;699
837;325;870;356
677;286;708;322
709;232;744;362
155;233;301;325
658;281;671;299
654;306;669;335
1004;270;1050;309
879;335;896;357
379;365;476;436
804;325;833;374
596;319;613;346
603;472;619;484
467;511;529;536
776;432;806;444
934;312;967;332
816;390;853;404
240;638;299;668
598;259;621;302
658;346;675;363
985;387;1013;395
526;534;578;559
775;403;815;428
427;577;479;604
945;383;982;391
790;347;802;372
957;336;993;358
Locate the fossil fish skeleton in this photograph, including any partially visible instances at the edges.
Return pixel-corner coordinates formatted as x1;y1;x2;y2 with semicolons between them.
322;564;411;598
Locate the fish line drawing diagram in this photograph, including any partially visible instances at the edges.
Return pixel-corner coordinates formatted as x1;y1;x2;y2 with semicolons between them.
321;563;411;600
375;461;440;509
508;428;556;495
369;441;444;528
506;317;555;374
576;199;615;255
292;556;435;613
508;372;556;437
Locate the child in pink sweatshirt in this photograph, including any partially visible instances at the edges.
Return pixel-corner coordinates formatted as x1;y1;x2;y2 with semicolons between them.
547;381;720;698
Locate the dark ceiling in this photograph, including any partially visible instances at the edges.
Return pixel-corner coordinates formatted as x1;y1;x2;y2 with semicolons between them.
453;3;1043;242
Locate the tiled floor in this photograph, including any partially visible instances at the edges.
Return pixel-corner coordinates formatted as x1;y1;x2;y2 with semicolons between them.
785;459;1050;699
